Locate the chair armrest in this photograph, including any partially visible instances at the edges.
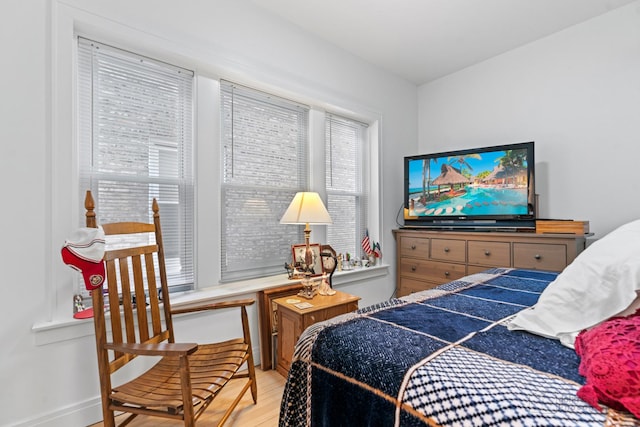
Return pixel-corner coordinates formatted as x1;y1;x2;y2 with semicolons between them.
171;298;255;316
105;342;198;357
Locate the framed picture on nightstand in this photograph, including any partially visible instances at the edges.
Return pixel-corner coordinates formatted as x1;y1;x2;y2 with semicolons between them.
291;243;323;277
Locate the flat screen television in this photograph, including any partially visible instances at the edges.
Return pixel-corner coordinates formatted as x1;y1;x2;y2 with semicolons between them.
403;141;536;230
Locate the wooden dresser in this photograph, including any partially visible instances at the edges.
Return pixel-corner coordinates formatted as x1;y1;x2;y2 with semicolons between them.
393;228;587;297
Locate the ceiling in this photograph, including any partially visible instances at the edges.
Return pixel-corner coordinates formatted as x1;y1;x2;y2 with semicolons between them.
250;0;636;85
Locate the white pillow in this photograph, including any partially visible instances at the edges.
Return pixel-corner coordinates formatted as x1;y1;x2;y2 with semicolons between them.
508;219;640;348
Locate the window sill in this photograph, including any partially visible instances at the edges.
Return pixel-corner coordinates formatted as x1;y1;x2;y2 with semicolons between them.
32;264;389;346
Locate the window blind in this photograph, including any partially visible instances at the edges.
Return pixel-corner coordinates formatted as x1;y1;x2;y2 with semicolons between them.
326;114;368;258
77;37;194;292
220;81;309;282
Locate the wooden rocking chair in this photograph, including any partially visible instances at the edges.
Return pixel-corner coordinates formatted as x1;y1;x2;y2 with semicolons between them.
84;190;257;426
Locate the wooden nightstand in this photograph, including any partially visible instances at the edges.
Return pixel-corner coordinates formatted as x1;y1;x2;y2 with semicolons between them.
273;290;360;377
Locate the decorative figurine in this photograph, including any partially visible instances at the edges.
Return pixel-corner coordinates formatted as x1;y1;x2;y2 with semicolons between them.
73;294;86;313
285;261;305;279
284;262;296;279
318;272;336;296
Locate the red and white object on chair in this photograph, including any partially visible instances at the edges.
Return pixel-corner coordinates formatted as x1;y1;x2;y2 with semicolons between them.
61;226;106;291
61;227;106;319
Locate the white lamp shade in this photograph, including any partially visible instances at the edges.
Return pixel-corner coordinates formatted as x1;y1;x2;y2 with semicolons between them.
280;192;332;225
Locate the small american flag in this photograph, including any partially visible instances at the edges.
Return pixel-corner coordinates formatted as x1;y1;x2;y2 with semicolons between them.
373;242;382;258
361;229;373;255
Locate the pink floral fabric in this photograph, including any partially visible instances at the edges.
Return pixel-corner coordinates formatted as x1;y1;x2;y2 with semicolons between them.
575;309;640;418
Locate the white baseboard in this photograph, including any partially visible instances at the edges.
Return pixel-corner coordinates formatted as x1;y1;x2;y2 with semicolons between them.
11;397;102;427
9;352;262;427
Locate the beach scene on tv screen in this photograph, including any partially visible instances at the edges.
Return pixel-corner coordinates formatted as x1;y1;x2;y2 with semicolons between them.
407;148;529;218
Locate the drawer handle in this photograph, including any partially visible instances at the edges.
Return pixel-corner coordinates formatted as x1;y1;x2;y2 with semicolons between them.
484;250;491;256
411;245;416;250
310;315;316;323
444;271;450;277
534;254;541;260
444;247;450;253
411;265;417;272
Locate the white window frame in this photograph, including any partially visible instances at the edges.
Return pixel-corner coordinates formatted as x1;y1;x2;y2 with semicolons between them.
325;113;370;259
220;83;376;282
76;37;195;294
45;4;383;328
219;81;309;282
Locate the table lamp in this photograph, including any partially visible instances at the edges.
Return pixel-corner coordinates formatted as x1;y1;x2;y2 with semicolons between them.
280;192;332;297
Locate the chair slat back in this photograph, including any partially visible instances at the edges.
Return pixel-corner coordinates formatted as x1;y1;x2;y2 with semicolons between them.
85;191;174;375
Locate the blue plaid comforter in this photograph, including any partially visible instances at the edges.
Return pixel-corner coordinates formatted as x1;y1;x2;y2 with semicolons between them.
279;268;605;426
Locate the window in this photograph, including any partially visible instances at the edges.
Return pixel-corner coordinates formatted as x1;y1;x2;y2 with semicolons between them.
325;114;368;257
77;37;194;292
220;81;309;282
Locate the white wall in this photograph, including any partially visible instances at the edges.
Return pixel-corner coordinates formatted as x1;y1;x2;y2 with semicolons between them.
418;1;640;238
7;0;636;424
0;1;417;425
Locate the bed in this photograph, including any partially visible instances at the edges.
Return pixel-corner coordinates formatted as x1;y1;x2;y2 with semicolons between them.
279;221;640;427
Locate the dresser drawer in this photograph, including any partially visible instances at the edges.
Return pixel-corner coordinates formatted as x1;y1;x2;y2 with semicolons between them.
468;241;511;267
467;265;495;275
513;243;567;271
400;236;429;259
430;238;466;262
400;258;466;283
301;303;359;329
398;277;439;297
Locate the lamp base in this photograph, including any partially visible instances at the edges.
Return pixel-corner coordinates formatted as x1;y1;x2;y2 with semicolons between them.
297;275;317;299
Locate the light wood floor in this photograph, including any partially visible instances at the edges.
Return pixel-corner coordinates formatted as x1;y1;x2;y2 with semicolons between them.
89;368;286;427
